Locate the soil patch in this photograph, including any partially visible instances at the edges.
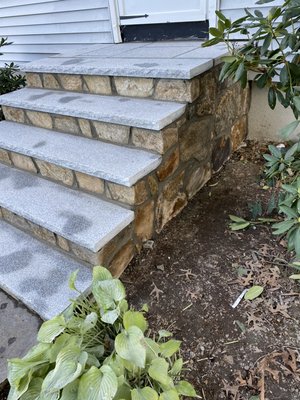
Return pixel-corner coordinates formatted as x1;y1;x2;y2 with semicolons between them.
123;141;300;400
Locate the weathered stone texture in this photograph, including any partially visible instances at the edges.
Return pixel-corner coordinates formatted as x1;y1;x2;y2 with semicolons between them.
231;115;247;151
156;147;179;181
114;77;154;98
179;117;213;162
43;74;60;90
2;106;25;123
26;73;43;88
53;116;80;135
154;78;200;102
109;241;135;277
135;200;154;241
132;126;177;154
78;119;93;138
212;136;231;172
84;76;112;95
186;163;212;199
36;160;74;186
59;74;82;91
27;221;56;245
0;149;11;165
106;180;148;206
26;111;52;129
10;153;37;173
56;235;70;252
156;172;187;233
1;209;29;231
93;121;130;144
75;172;104;194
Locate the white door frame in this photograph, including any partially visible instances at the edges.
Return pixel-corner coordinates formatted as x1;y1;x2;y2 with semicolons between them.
108;0;122;43
108;0;219;43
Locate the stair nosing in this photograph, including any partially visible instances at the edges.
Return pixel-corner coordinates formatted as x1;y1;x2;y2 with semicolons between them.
0;220;92;320
0;163;134;253
0;121;162;187
0;87;186;131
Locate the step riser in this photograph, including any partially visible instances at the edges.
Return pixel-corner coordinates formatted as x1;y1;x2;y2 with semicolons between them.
2;105;182;155
26;72;200;103
0;148;154;208
0;206;134;274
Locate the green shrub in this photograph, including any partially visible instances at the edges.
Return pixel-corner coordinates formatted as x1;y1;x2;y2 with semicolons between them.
7;267;197;400
0;37;26;96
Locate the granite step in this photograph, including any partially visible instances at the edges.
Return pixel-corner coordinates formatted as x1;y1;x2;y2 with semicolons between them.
0;121;161;191
0;87;186;131
22;44;228;103
0;163;134;257
0;220;92;320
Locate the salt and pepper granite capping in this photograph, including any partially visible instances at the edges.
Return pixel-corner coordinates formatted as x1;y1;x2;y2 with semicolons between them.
0;42;250;320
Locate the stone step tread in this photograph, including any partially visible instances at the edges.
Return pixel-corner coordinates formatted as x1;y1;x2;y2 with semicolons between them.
0;121;161;186
0;87;186;131
0;163;134;252
0;220;92;320
22;43;228;79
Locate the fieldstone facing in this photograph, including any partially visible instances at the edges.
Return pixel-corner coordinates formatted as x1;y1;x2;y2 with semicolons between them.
0;149;11;164
36;160;74;186
76;172;104;194
114;77;154;98
78;118;93;137
10;153;37;173
26;73;43;88
93;121;130;144
2;106;25;123
59;74;82;91
154;78;200;103
83;75;112;95
26;110;52;129
53;115;80;135
43;74;60;89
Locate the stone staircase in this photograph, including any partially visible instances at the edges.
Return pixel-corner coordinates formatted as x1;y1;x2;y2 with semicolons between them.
0;43;249;320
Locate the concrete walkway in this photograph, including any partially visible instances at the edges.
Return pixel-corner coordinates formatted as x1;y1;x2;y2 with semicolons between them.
0;290;41;384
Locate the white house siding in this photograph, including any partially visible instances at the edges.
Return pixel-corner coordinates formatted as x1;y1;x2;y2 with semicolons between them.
220;0;283;20
0;0;114;65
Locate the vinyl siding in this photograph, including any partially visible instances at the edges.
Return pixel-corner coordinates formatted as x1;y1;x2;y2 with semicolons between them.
220;0;283;19
0;0;114;65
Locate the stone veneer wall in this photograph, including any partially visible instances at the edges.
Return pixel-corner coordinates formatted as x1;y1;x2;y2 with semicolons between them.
1;65;249;276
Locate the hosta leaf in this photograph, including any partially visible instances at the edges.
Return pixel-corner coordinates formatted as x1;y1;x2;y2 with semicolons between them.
158;330;173;339
49;334;80;364
148;358;172;386
123;311;148;333
289;274;300;280
145;338;160;362
244;286;264;300
41;346;87;393
175;381;197;397
77;366;118;400
8;367;36;400
68;269;79;292
61;380;79;400
160;340;181;358
82;312;98;333
37;315;66;344
131;388;159;400
115;326;146;368
103;354;125;377
19;378;42;400
101;309;120;324
93;266;112;282
169;359;183;376
8;358;45;389
93;279;126;310
159;390;179;400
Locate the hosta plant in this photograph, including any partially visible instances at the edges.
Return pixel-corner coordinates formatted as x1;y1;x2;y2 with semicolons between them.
273;177;300;255
7;266;197;400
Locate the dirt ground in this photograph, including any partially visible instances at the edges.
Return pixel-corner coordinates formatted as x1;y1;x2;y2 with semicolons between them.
1;141;299;400
123;141;300;400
